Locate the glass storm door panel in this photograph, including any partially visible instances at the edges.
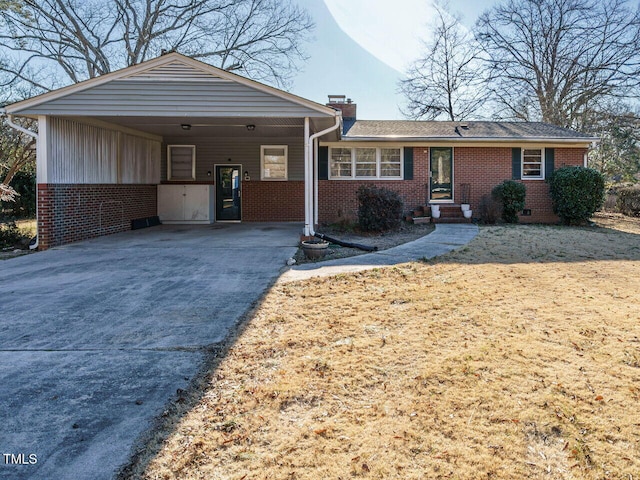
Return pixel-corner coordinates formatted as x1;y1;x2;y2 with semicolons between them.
216;166;241;221
430;147;453;201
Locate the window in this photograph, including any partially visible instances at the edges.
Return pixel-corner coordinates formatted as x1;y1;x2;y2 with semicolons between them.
330;148;352;177
380;148;402;177
329;147;403;179
167;145;196;181
261;145;288;180
355;148;376;177
522;148;544;179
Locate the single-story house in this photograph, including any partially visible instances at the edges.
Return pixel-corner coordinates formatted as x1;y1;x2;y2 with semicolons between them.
2;53;598;249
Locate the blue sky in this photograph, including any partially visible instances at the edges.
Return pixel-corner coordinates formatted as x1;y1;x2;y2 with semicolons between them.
290;0;495;120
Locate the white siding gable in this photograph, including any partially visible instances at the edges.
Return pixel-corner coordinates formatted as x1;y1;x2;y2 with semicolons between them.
7;53;337;119
122;60;230;82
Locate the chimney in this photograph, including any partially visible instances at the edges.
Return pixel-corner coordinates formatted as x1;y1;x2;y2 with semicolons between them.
326;95;356;120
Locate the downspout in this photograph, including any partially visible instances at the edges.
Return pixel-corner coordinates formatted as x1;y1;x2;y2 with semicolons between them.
3;112;40;250
305;115;341;236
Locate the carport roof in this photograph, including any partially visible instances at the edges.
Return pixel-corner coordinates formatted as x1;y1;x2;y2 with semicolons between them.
4;53;339;122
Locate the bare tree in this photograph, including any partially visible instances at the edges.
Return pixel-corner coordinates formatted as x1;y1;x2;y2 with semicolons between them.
475;0;640;129
0;116;36;199
0;183;16;201
400;2;488;121
588;109;640;182
0;0;313;93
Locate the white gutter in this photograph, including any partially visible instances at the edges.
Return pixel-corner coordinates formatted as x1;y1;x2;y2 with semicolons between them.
304;115;341;236
6;113;37;139
3;112;40;250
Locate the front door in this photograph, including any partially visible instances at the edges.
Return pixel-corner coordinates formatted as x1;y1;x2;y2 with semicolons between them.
216;165;241;221
430;147;453;201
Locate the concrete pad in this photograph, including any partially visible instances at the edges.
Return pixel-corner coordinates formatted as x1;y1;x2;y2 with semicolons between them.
279;224;478;283
0;223;299;480
0;350;197;480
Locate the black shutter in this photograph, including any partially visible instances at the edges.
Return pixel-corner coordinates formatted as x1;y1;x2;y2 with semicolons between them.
512;148;522;180
404;147;414;180
318;146;328;180
545;148;555;177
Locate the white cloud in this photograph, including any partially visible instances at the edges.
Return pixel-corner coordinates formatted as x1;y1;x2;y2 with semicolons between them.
323;0;435;73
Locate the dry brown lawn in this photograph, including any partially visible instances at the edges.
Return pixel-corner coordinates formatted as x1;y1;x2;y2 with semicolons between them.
129;215;640;480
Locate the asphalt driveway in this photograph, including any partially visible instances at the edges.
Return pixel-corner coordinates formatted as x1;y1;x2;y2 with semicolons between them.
0;223;299;480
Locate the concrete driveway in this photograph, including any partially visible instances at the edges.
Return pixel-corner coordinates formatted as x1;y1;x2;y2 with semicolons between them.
0;223;299;480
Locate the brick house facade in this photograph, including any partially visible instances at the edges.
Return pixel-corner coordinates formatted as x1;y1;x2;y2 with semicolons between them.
3;53;597;249
240;145;587;226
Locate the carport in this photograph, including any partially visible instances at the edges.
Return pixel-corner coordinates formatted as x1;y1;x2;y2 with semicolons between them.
2;53;341;249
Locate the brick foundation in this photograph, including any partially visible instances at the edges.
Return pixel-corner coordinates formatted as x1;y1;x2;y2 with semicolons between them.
37;184;157;249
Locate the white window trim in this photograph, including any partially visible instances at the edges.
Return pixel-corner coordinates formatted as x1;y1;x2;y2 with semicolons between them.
167;145;196;181
329;146;404;180
260;145;288;181
521;147;545;180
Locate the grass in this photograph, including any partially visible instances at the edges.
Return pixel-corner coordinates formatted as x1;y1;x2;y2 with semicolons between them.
126;214;640;479
15;218;37;236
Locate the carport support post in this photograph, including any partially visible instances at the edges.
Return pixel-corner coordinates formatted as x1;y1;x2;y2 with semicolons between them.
36;115;49;184
314;137;319;225
304;117;312;237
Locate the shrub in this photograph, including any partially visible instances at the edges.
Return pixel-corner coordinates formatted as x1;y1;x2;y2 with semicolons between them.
0;221;26;249
617;186;640;217
478;194;502;224
491;180;526;223
547;166;605;225
356;185;404;232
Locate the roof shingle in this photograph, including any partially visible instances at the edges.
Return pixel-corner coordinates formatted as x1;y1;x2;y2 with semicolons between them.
343;120;597;141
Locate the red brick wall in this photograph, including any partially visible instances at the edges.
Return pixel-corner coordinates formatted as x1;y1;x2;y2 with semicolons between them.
318;148;430;223
314;146;585;225
454;147;586;223
37;184;157;249
242;181;305;221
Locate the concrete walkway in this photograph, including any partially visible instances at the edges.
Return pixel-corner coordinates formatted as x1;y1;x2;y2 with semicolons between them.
279;224;479;283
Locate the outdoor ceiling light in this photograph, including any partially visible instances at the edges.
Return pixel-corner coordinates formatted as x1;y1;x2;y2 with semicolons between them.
181;124;191;130
246;124;256;131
